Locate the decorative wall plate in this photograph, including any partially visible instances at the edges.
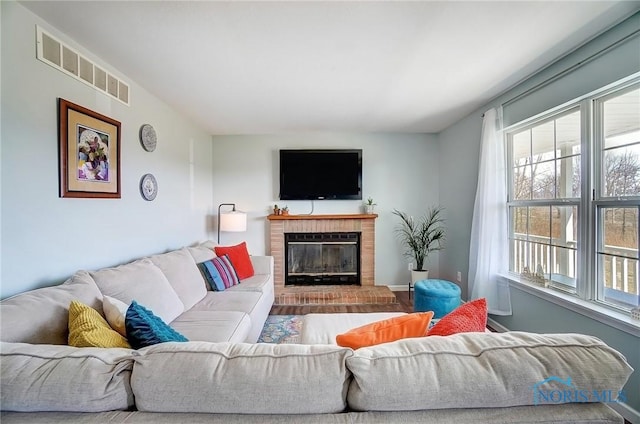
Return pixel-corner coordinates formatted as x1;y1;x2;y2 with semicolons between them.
140;173;158;201
139;124;157;152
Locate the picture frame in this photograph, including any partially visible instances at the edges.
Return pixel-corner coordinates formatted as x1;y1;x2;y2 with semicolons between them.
58;98;121;198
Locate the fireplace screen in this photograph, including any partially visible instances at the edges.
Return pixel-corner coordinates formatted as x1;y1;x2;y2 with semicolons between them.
285;232;360;285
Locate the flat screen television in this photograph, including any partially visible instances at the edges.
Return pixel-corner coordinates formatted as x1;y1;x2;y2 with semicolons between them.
279;149;362;200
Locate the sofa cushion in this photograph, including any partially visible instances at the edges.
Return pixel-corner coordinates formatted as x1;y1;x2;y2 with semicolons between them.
189;291;262;316
148;248;207;310
214;242;255;279
90;258;184;324
131;341;353;414
170;310;252;343
336;312;434;349
187;241;216;264
125;301;188;349
225;272;271;293
0;271;103;345
0;342;134;412
300;313;407;345
68;300;130;348
346;332;633;411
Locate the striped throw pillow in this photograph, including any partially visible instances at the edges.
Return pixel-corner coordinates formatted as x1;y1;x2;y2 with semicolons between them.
199;254;240;291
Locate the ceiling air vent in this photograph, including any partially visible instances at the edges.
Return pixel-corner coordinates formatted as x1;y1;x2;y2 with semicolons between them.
36;25;130;106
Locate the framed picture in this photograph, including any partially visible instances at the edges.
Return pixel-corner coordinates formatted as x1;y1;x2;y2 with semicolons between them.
58;98;121;198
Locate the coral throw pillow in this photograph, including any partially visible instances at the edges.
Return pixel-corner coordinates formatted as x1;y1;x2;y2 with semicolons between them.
125;300;188;349
214;242;254;280
427;298;487;336
336;312;434;349
68;300;130;348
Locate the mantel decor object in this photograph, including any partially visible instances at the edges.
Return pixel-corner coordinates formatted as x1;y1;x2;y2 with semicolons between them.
58;98;121;198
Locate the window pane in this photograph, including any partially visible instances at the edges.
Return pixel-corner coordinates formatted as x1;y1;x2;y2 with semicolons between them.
603;87;640;150
598;206;639;309
603;144;640;197
512;130;531;167
551;206;578;248
602;207;638;255
513;165;531;200
532;161;555;199
599;254;639;309
556;110;581;158
550;247;577;293
511;206;528;239
529;206;551;240
556;156;580;199
531;121;555;164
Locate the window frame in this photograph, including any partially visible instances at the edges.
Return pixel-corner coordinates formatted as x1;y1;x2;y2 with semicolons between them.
503;73;640;334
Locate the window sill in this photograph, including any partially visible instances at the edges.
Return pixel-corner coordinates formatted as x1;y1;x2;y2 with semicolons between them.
499;273;640;337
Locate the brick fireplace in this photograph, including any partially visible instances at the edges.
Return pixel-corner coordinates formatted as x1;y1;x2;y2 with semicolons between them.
268;214;395;305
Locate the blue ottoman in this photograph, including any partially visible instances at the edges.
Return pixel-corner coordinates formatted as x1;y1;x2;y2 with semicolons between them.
413;279;461;318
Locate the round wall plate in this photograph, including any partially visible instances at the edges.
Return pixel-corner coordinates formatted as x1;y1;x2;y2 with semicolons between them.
140;173;158;201
139;124;157;152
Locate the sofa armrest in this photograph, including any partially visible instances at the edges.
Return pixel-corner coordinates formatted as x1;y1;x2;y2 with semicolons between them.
250;256;274;275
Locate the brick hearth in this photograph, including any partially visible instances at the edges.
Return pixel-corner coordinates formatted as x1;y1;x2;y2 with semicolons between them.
268;213;396;305
275;285;397;306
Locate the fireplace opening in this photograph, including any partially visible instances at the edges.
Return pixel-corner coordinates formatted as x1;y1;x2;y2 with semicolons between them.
285;232;361;285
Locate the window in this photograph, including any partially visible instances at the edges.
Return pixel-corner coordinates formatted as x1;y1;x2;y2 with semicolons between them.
507;78;640;314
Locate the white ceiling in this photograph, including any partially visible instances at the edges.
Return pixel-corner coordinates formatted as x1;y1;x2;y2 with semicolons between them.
20;1;640;135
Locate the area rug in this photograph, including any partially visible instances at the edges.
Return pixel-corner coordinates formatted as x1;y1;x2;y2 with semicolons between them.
257;315;303;344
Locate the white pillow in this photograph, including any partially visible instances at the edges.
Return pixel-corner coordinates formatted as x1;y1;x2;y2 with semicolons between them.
103;296;129;337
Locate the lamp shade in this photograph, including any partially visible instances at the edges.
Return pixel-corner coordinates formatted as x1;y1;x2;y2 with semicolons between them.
220;210;247;232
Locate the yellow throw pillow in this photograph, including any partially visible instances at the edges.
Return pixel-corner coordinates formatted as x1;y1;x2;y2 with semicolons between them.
336;312;434;349
68;300;130;348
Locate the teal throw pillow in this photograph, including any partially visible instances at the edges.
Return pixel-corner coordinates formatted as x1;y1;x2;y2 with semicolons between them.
125;300;188;349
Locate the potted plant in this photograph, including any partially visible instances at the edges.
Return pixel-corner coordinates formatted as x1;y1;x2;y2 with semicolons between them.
273;204;281;215
281;206;289;216
392;207;445;284
363;197;376;214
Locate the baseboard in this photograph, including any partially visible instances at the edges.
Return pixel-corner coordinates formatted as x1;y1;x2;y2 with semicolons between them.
388;284;409;292
487;317;510;333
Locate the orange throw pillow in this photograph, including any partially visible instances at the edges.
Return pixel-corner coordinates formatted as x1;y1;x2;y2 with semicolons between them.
427;298;487;337
336;312;434;349
214;242;254;280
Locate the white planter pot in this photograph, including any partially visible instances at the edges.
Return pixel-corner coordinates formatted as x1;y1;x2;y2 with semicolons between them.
411;270;429;284
364;205;375;214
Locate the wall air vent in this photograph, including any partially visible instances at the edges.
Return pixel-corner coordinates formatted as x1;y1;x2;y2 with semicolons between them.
36;26;130;106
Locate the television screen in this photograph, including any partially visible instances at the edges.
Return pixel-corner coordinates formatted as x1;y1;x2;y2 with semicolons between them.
279;149;362;200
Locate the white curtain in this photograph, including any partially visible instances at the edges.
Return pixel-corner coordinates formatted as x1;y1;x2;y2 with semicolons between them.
468;107;512;315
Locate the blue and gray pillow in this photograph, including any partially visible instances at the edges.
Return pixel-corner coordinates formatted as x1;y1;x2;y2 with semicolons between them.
198;254;240;291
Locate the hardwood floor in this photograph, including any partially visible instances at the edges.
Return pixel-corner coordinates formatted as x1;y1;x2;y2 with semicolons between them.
269;290;414;315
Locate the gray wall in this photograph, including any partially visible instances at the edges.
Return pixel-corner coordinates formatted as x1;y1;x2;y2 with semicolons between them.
211;132;441;287
1;2;215;298
438;12;640;416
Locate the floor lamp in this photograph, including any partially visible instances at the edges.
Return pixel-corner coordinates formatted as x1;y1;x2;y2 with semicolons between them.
217;203;247;244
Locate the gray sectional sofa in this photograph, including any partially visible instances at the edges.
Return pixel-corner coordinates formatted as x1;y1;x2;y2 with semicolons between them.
0;241;634;423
